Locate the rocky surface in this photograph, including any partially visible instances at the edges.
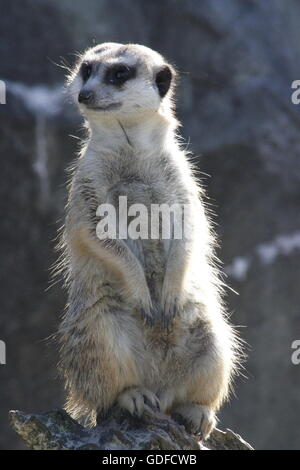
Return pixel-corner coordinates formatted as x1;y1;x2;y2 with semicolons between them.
1;0;300;450
9;407;253;450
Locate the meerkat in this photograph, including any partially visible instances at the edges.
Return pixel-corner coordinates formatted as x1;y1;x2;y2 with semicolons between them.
57;42;240;439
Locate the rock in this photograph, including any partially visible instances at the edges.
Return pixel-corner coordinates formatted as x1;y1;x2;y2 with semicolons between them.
9;408;253;450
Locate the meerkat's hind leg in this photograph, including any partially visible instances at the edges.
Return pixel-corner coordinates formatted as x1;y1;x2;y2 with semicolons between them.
171;403;216;439
117;387;161;417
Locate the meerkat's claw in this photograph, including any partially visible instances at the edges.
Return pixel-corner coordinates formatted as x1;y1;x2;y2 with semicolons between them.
141;307;155;326
139;295;155;326
142;389;161;410
161;295;180;329
117;387;161;417
171;403;216;440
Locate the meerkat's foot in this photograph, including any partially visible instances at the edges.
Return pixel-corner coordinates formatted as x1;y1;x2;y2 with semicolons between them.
171;403;216;439
117;387;161;417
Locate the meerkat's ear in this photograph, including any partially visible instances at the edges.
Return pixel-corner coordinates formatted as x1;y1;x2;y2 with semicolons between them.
155;65;173;98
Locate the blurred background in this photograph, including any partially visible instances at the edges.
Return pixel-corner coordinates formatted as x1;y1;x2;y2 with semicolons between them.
1;0;300;450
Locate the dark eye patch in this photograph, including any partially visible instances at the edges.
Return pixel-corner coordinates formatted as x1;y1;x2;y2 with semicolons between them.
80;62;93;82
155;66;172;98
104;64;136;86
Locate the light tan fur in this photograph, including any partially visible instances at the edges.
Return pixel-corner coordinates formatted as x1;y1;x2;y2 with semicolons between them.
57;43;241;438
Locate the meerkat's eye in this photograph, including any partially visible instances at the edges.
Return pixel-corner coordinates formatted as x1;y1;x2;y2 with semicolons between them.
80;62;92;82
105;64;136;86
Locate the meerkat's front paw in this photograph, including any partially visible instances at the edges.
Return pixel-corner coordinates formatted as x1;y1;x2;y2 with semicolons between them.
117;387;161;417
171;403;216;439
161;282;184;328
139;301;156;327
135;292;155;326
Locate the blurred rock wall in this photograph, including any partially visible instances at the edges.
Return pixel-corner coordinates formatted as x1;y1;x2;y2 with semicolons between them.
1;0;300;449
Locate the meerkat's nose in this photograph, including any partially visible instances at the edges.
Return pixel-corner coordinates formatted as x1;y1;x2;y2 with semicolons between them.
78;90;94;104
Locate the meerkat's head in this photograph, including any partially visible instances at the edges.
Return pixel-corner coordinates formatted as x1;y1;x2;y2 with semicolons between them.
67;43;177;125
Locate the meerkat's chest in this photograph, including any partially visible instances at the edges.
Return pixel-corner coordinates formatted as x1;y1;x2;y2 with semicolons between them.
105;177;170;207
99;176;173;270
